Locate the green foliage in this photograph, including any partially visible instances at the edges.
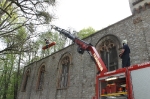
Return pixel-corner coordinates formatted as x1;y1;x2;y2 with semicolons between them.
78;27;96;39
0;0;57;98
0;0;56;54
37;11;52;24
0;53;17;99
15;27;27;44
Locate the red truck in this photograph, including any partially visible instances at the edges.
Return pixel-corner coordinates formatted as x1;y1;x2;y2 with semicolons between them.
52;25;150;99
93;61;150;99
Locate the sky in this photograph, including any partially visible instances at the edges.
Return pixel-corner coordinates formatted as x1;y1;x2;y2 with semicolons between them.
52;0;132;31
0;0;132;50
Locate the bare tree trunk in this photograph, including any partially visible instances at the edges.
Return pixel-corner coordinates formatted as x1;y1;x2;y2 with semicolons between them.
14;51;21;99
2;70;7;99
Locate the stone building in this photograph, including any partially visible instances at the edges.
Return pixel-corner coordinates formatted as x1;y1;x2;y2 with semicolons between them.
18;0;150;99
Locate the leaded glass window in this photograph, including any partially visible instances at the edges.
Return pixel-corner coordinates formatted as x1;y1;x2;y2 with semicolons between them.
96;35;121;72
57;54;70;89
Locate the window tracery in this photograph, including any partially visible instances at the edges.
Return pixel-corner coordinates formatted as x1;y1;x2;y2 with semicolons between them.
96;35;120;71
57;54;71;89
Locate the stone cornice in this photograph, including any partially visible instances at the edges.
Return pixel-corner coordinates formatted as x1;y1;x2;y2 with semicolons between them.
132;0;144;6
133;2;150;14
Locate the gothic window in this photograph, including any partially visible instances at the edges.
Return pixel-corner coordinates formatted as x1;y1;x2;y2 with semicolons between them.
57;54;71;89
37;65;45;90
22;68;30;92
96;35;120;71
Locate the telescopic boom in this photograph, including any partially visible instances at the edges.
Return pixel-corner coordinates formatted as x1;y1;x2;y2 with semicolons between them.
51;25;107;74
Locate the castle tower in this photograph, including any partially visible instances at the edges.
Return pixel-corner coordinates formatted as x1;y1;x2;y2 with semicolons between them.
128;0;150;14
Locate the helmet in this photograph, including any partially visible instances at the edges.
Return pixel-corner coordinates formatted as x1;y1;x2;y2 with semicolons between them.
122;40;127;44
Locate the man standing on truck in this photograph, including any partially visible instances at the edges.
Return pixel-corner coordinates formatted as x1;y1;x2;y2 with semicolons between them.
119;40;130;68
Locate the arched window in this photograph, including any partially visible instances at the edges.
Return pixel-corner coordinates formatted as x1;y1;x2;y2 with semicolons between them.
57;53;71;89
96;35;121;71
37;65;45;90
22;68;30;92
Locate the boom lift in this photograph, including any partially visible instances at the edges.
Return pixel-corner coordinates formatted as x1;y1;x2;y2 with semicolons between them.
51;25;150;99
51;25;107;74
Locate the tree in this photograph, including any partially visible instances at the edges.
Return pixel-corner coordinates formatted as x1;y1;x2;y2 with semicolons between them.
0;26;28;99
0;0;56;54
0;53;16;99
77;27;96;39
0;0;57;98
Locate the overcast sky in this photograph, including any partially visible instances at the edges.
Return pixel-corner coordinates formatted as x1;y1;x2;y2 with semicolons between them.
52;0;132;31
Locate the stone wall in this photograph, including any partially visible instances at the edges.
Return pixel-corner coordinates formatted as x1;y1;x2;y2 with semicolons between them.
18;8;150;99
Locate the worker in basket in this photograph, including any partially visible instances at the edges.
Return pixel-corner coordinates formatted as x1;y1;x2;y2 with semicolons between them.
119;40;130;68
42;39;56;50
45;39;50;48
